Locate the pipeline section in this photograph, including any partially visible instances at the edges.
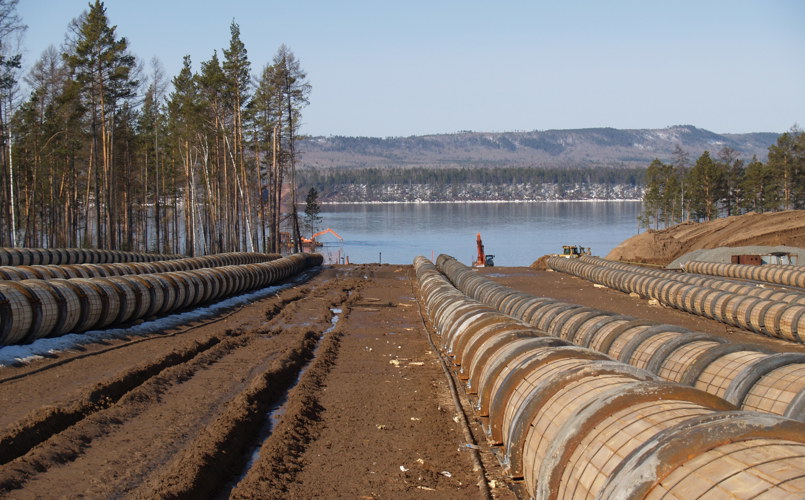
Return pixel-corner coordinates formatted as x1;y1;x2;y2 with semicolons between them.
581;255;805;305
436;254;805;421
0;252;281;280
685;259;805;289
0;253;323;346
548;255;805;343
414;256;805;500
0;247;182;266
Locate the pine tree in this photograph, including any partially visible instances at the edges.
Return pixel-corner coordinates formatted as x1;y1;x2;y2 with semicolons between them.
718;146;744;217
767;126;805;210
0;0;24;246
167;55;199;255
271;45;310;253
640;159;678;229
686;151;726;221
223;20;253;251
64;0;138;248
303;187;322;236
250;62;282;252
641;159;664;229
671;144;690;222
197;51;231;251
136;58;169;252
741;155;778;213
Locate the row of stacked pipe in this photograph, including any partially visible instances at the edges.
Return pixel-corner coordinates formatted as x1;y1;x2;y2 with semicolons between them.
414;254;805;499
685;260;805;289
0;247;182;266
548;255;805;343
0;252;281;281
439;254;805;421
0;250;323;346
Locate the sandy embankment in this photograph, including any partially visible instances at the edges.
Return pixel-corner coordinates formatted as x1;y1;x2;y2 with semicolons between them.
606;210;805;266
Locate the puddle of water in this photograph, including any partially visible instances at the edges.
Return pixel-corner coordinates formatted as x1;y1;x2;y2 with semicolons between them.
485;272;536;278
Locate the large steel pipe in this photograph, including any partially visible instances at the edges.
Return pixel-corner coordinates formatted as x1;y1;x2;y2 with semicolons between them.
413;256;805;499
0;252;280;281
548;255;805;342
580;255;805;305
436;254;805;422
0;253;322;346
686;259;805;289
0;247;182;266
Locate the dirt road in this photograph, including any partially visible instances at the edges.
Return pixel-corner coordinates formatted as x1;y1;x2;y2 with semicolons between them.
1;263;799;499
0;265;509;499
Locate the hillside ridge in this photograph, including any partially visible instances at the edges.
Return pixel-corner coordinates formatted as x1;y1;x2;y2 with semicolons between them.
299;125;778;170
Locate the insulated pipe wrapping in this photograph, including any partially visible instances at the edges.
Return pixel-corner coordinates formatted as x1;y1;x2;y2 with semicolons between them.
580;255;805;305
0;253;322;346
413;256;805;499
547;255;805;342
435;254;805;422
0;252;281;281
685;259;805;289
0;247;183;266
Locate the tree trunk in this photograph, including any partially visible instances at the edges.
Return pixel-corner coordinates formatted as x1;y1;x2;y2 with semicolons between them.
287;93;301;254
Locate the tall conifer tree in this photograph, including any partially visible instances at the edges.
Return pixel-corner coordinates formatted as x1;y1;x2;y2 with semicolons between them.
64;0;137;248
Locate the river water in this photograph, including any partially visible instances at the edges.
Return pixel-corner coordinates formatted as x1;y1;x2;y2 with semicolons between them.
312;201;642;266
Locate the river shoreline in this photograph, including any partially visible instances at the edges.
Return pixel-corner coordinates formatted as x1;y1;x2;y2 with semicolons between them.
320;198;643;205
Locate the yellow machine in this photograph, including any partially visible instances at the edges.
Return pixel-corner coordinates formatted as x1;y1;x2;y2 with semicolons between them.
558;245;591;258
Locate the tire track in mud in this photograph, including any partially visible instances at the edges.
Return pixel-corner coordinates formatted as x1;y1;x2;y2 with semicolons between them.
0;333;223;467
227;297;353;499
0;285;311;468
0;329;259;492
0;273;361;497
133;278;361;499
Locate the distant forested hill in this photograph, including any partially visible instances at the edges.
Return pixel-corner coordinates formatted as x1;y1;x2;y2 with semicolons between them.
298;125;777;170
296;125;778;202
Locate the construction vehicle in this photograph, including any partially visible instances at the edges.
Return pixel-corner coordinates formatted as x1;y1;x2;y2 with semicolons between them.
473;232;495;267
556;245;591;258
301;228;343;246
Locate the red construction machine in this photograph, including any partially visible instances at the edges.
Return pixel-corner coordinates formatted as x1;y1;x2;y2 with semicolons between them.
473;232;495;267
301;228;343;246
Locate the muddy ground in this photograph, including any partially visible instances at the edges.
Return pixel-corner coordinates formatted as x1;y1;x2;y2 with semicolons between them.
0;263;801;499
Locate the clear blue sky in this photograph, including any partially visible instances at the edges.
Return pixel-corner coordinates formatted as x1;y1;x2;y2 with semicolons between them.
15;0;805;137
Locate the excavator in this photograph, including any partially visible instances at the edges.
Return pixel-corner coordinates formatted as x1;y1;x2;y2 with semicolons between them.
473;232;495;267
301;228;343;246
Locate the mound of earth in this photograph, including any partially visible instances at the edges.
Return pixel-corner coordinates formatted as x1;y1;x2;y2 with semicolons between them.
529;254;552;270
605;210;805;266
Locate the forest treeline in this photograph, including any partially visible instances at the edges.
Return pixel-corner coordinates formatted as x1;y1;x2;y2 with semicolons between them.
299;165;644;191
0;0;309;255
298;167;646;202
640;129;805;229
